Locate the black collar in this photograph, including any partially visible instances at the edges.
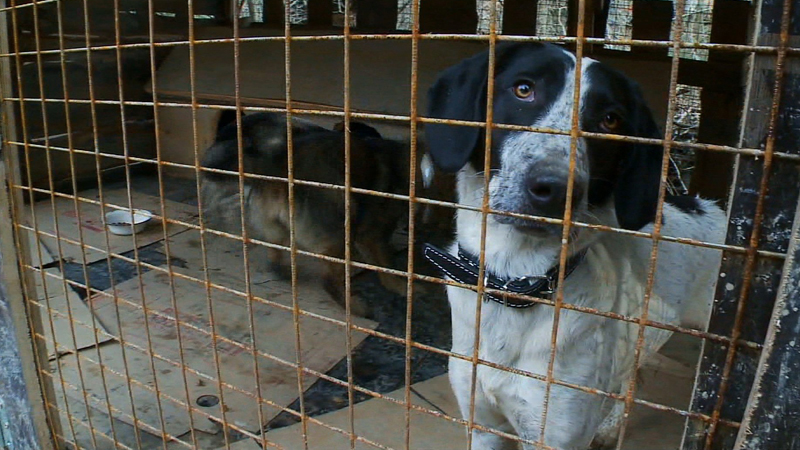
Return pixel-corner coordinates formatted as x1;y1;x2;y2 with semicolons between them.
423;243;587;309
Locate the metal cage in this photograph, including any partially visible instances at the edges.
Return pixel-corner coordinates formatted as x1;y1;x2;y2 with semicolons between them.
0;0;799;449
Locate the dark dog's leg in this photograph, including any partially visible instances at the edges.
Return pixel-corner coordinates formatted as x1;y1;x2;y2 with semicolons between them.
352;197;408;297
320;243;369;317
261;221;291;279
246;206;292;279
356;236;408;297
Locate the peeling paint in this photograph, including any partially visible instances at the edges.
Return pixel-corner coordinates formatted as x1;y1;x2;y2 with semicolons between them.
0;248;41;450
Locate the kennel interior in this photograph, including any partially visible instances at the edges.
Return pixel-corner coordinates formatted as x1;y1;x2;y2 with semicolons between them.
0;0;799;449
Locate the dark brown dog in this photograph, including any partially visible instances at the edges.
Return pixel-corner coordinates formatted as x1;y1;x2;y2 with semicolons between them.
200;112;422;315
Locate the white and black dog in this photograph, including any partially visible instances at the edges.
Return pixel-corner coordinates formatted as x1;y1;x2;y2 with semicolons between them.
422;43;725;449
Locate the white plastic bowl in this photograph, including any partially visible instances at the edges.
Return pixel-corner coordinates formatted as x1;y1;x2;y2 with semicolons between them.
105;209;153;236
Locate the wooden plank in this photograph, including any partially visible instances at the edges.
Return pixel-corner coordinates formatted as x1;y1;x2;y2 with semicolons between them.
681;2;800;447
263;375;468;449
733;4;800;443
0;247;46;450
15;48;157;190
15;0;195;39
155;106;221;179
150;29;487;118
0;0;60;444
31;268;112;359
736;178;800;449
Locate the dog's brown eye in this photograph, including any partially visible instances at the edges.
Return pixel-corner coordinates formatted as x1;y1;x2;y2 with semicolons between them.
601;113;622;132
513;81;535;101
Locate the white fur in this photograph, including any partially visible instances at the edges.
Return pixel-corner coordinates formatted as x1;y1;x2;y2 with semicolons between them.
445;53;726;449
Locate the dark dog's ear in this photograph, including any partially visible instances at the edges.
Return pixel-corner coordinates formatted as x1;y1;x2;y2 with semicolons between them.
425;49;492;173
334;121;383;140
614;91;664;230
217;109;239;134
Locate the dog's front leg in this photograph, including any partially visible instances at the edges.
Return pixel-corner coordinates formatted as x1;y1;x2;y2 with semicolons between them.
590;399;624;449
449;357;519;450
503;376;605;450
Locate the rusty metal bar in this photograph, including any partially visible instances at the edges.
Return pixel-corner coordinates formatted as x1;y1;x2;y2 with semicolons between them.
538;0;590;441
3;0;68;446
2;32;799;58
229;0;269;447
6;102;800;162
614;0;689;444
342;0;358;447
109;0;173;445
144;0;205;447
465;0;500;447
9;220;770;362
278;0;312;447
10;180;791;265
4;166;793;267
18;246;763;357
403;0;422;448
24;269;742;433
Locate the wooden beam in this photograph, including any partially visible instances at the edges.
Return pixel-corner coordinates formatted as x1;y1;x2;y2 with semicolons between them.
680;0;800;446
736;169;800;449
0;1;59;446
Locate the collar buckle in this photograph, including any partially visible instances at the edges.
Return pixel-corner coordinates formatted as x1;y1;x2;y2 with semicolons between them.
505;275;547;289
538;277;556;297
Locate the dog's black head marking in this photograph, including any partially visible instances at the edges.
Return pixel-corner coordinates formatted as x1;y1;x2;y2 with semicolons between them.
425;42;664;230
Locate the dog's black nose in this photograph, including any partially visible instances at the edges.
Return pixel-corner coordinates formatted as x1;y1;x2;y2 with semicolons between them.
524;173;582;216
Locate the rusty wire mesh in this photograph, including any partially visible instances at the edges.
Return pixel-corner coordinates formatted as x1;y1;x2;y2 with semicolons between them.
0;0;796;449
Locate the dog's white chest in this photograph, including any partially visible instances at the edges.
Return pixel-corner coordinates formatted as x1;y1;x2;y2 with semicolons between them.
446;238;677;435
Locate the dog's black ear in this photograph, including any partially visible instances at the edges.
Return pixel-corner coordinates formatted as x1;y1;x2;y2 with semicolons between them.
201;140;239;181
614;90;664;230
425;49;491;173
